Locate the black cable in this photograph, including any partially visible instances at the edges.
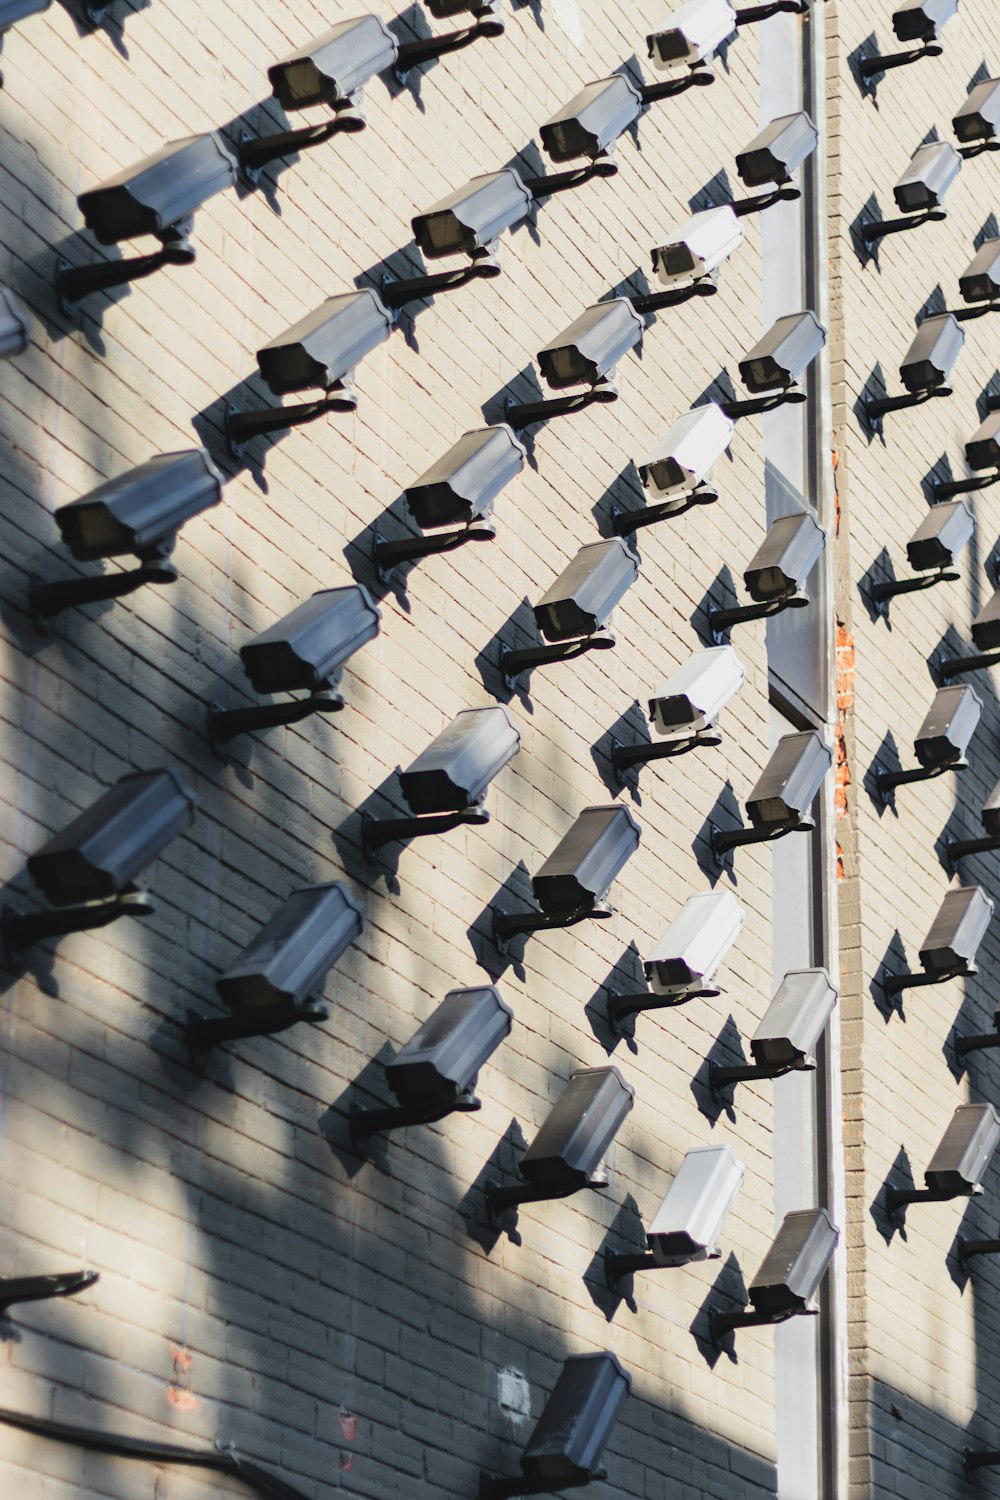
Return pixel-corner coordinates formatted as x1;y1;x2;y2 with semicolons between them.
0;1406;313;1500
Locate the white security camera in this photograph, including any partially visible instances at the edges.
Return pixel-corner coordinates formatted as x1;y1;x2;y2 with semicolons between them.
647;1145;745;1266
893;141;962;214
649;645;745;737
637;403;734;499
647;0;737;72
644;888;744;996
0;286;30;359
651;206;743;287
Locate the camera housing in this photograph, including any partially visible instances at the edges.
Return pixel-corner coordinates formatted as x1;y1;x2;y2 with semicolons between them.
744;511;826;602
959;239;1000;303
925;1103;1000;1194
913;683;982;769
649;645;745;736
534;537;638;643
537;299;644;389
954;78;1000;144
738;310;826;393
239;585;381;696
899;313;964;393
893;141;962;214
532;804;641;916
892;0;957;43
747;1208;839;1319
54;449;223;563
28;769;196;906
637;404;734;498
412;169;532;260
0;286;30;359
905;498;973;571
405;424;525;530
643;889;744;996
77;133;237;246
385;985;513;1112
516;1353;631;1487
518;1066;634;1188
735;111;818;188
647;0;736;71
919;886;993;972
216;882;363;1016
647;1145;745;1266
256;288;393;395
966;410;1000;471
398;706;521;815
539;75;643;162
651;207;743;286
267;15;398;109
750;968;838;1068
972;586;1000;651
745;730;832;832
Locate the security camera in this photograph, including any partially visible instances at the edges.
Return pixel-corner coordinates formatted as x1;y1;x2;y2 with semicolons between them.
516;1067;634;1190
959;239;1000;303
398;706;521;814
747;1208;838;1318
189;881;364;1054
889;1103;1000;1219
646;1146;745;1266
351;983;514;1147
893;141;962;214
538;299;644;389
412;170;532;261
914;684;982;769
651;207;744;287
637;404;734;499
920;885;993;973
35;448;225;625
966;410;1000;471
58;132;238;307
643;888;744;996
972;587;1000;651
481;1353;632;1500
892;0;957;43
711;1207;840;1344
900;313;964;393
239;585;381;698
54;449;223;564
539;75;643;162
735;111;818;188
945;773;1000;867
257;288;393;395
534;805;641;916
984;777;1000;837
215;883;364;1020
534;537;638;642
926;1103;1000;1193
0;0;51;32
266;15;399;111
738;311;826;394
4;768;196;961
745;511;826;601
405;424;525;530
751;968;838;1068
77;133;237;247
746;730;832;833
385;985;513;1113
227;287;394;452
0;286;30;358
649;645;745;737
905;498;973;572
647;0;737;72
954;78;1000;144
